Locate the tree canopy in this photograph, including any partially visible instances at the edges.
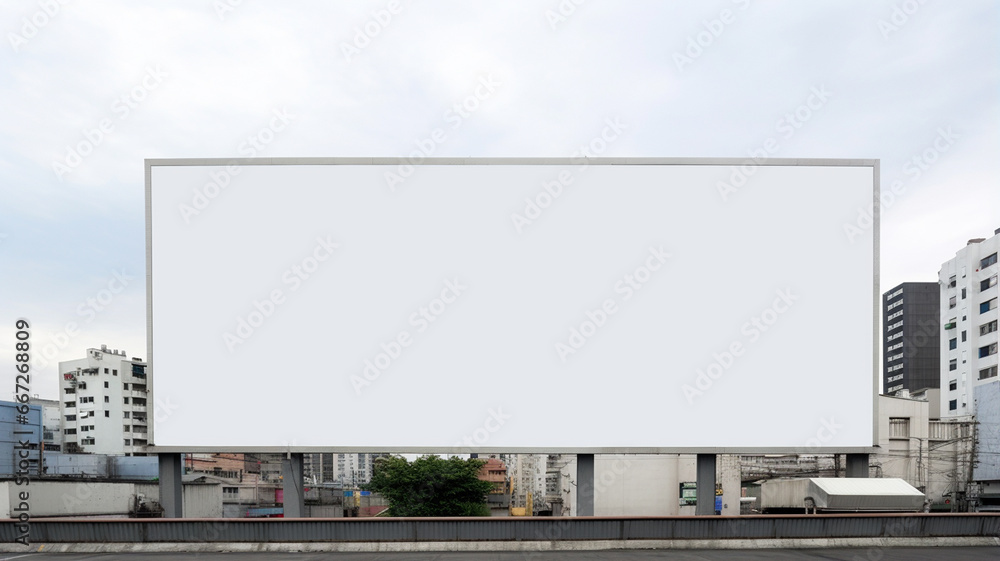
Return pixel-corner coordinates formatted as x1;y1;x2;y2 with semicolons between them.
364;455;494;517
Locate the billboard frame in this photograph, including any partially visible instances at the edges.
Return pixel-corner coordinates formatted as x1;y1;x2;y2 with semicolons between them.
144;157;880;455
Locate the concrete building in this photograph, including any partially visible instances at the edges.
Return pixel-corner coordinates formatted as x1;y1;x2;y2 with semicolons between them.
476;456;511;516
939;230;999;417
883;282;941;394
0;401;42;478
876;393;976;510
330;453;387;486
305;453;334;484
972;382;1000;509
540;454;706;516
58;345;149;455
29;397;62;452
184;453;256;479
507;453;546;515
0;479;221;518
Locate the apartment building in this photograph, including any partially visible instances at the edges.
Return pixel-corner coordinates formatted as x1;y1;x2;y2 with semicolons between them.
58;345;149;455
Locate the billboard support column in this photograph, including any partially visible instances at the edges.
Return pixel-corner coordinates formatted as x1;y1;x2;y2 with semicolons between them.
282;453;305;517
696;454;716;516
846;453;870;478
577;453;594;516
158;453;183;518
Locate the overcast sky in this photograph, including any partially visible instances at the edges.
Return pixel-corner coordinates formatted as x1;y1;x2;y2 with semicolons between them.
1;0;997;401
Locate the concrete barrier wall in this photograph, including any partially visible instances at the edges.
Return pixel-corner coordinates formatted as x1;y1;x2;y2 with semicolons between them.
1;513;998;543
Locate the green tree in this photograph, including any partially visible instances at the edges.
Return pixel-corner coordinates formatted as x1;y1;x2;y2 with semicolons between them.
364;455;494;517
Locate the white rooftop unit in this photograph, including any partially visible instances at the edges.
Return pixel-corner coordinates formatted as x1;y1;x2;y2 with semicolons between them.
761;478;924;513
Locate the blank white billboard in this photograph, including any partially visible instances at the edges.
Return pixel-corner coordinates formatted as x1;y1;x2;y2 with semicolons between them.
147;158;877;452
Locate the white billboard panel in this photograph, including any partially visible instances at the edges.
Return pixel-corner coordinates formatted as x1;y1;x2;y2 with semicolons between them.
147;158;877;452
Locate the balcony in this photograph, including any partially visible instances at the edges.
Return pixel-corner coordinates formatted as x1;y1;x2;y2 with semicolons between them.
131;416;148;425
131;405;147;413
130;389;147;399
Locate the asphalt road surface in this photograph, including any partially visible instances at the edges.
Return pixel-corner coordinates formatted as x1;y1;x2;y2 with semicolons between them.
2;549;998;561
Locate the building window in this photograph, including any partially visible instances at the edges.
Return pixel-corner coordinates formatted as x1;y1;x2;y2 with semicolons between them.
104;381;109;388
124;397;129;404
949;296;957;309
981;366;998;380
962;330;967;342
982;320;998;336
65;401;76;408
889;418;910;438
78;382;86;390
105;411;110;417
948;276;957;288
983;298;998;313
983;275;998;291
113;369;117;376
104;396;109;403
949;338;957;350
949;380;957;391
124;425;131;432
124;412;130;419
104;368;108;373
980;343;998;358
123;383;129;390
65;388;75;394
65;414;76;421
962;288;967;299
124;439;131;446
949;399;958;411
982;253;998;269
81;438;95;445
949;359;957;371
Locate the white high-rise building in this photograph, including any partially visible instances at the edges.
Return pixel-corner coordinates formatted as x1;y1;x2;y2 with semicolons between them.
939;229;999;418
58;345;149;455
333;453;387;486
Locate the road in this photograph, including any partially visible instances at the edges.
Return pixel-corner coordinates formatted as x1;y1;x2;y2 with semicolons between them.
1;549;998;561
